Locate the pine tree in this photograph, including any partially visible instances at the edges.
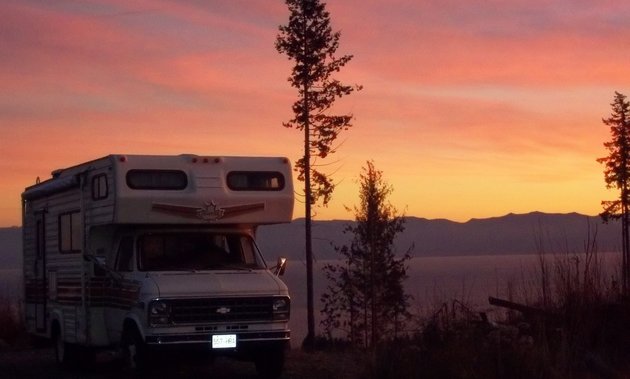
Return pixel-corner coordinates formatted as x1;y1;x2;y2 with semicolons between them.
320;161;412;348
598;91;630;294
276;0;361;347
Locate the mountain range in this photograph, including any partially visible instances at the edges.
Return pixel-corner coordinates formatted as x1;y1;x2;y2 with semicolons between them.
0;212;622;270
257;212;621;262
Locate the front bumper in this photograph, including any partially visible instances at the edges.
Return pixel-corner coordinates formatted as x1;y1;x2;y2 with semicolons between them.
144;329;290;360
145;330;290;345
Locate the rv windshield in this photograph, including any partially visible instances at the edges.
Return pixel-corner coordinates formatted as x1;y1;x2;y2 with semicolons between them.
138;232;263;271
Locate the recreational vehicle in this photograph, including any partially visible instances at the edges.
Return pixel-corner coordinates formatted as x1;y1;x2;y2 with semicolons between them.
21;154;293;377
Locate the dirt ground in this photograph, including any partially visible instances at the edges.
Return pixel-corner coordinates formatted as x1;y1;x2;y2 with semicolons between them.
0;347;365;379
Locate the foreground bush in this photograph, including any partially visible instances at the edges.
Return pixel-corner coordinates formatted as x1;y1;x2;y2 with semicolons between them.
363;225;630;379
362;300;630;379
0;295;24;348
363;302;543;379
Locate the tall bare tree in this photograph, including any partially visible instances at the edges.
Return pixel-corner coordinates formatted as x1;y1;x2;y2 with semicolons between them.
598;91;630;294
276;0;361;346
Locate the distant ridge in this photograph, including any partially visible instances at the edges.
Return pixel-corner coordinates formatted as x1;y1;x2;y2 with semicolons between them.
0;213;622;270
257;212;621;261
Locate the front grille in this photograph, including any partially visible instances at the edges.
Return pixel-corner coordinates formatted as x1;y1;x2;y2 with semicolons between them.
169;297;274;324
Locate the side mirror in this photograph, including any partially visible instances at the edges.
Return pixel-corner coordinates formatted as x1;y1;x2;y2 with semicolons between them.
84;254;122;281
274;257;287;276
85;254;108;277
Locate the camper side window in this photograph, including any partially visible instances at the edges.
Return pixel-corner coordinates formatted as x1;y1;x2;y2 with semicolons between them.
227;171;285;191
126;170;187;190
59;211;82;253
92;174;108;200
115;237;134;272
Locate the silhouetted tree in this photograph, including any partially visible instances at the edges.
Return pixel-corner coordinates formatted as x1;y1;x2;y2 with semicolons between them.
320;161;412;348
598;91;630;294
276;0;361;347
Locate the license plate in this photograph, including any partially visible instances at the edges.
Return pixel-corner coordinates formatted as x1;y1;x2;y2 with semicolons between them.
212;334;237;349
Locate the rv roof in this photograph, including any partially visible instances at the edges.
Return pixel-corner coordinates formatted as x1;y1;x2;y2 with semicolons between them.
23;154;294;225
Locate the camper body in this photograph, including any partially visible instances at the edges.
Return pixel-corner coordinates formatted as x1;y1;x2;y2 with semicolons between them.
21;154;293;376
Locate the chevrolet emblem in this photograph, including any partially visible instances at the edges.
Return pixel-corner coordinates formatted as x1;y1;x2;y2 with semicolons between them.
216;307;231;315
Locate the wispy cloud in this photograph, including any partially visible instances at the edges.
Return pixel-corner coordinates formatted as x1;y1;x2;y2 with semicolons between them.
334;0;630;86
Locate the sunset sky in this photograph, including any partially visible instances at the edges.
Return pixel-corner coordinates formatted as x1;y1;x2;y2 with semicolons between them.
2;0;630;227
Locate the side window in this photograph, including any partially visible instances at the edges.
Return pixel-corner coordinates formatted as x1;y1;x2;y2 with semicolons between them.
92;174;108;200
126;170;187;190
59;211;82;253
115;236;134;272
227;171;285;191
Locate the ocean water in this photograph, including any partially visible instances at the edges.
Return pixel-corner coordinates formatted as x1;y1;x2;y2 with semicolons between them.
2;252;621;345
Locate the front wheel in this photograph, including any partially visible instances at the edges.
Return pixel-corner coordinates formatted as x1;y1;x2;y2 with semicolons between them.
121;325;149;372
254;346;286;379
53;325;81;369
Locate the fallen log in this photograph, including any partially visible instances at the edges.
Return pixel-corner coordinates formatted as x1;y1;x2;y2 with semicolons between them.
488;296;550;318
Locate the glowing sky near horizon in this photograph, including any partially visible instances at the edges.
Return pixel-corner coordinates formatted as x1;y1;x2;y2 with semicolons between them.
2;0;630;226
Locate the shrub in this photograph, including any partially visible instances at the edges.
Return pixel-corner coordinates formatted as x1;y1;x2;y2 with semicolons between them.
0;294;24;348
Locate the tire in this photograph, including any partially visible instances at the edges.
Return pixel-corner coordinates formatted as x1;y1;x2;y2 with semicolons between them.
254;346;286;379
121;325;149;372
53;324;80;369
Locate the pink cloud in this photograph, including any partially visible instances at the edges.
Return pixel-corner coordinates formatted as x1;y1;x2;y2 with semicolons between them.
0;1;291;140
330;0;630;87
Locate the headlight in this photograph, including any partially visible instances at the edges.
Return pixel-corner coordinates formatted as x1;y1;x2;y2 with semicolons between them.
150;300;168;314
272;297;290;321
149;300;172;326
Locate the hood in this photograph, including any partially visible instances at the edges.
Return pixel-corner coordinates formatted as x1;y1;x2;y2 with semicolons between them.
150;270;288;298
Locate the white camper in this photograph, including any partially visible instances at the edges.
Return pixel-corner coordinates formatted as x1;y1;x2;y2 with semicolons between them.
21;154;293;377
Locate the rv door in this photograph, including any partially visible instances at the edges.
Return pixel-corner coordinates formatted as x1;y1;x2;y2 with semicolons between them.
34;211;47;332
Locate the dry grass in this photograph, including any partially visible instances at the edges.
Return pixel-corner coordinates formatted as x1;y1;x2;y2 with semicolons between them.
284;349;365;379
0;294;25;349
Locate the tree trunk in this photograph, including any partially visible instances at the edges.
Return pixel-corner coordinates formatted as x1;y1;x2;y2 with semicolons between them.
348;256;356;344
370;228;377;348
303;80;315;348
363;257;369;348
623;193;629;296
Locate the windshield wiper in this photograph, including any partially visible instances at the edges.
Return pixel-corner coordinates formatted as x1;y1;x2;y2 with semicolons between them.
214;264;254;271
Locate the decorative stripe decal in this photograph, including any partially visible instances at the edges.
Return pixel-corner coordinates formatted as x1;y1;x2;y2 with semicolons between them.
24;279;46;303
25;277;141;309
222;203;266;217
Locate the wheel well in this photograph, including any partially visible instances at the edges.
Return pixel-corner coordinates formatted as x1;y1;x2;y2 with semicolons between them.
51;320;61;339
122;319;142;340
123;319;136;332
